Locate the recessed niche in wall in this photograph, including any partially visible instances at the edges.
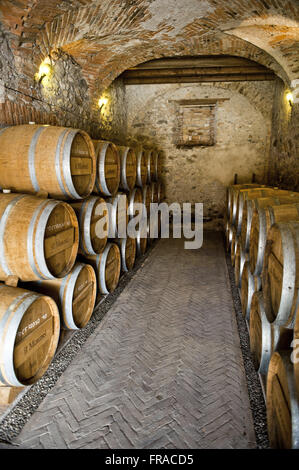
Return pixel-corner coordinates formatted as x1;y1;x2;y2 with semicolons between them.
172;99;229;147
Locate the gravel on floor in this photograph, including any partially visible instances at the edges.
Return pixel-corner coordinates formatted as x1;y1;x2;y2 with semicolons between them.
222;234;269;449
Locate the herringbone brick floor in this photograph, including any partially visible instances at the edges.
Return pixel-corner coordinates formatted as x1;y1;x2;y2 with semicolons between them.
12;235;256;448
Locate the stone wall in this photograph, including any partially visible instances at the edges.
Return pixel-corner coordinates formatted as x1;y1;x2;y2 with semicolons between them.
268;79;299;191
125;81;275;229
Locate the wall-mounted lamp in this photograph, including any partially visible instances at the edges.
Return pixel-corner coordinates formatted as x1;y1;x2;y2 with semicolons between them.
36;59;52;83
286;91;294;107
98;97;108;110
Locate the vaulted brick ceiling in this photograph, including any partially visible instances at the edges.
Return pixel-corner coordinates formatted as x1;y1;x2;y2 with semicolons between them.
1;0;298;98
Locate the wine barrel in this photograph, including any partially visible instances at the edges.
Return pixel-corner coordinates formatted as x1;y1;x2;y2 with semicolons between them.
225;222;233;252
230;227;237;266
142;184;152;218
249;291;272;375
0;125;96;200
150;181;159;204
70;196;109;255
157;181;165;203
24;263;97;330
267;350;299;449
0;284;60;386
83;243;121;294
241;193;299;253
136;228;148;256
93;140;120;197
136;148;148;188
227;184;265;225
128;188;143;220
150;150;159;181
240;261;261;320
115;237;136;272
118;146;137;191
250;203;299;276
0;194;79;282
107;193;129;239
234;240;248;288
262;222;299;327
236;188;286;236
145;150;154;184
250;292;293;375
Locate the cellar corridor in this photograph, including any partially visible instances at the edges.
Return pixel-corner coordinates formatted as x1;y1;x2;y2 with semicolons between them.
5;235;255;449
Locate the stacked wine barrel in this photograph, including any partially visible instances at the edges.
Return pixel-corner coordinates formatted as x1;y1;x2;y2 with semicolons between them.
0;124;164;397
226;182;299;448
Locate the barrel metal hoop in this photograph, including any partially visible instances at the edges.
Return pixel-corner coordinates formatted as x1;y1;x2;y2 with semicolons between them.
99;244;111;294
0;194;27;276
275;223;296;325
259;295;272;376
61;264;83;330
0;293;38;386
33;200;60;280
55;128;70;198
120;148;130;191
255;208;267;276
62;129;82;199
97;141;112;196
28;126;48;192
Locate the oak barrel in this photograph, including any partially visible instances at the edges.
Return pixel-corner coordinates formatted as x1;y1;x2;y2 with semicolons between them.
262;222;299;327
234;240;248;288
227;184;265;225
0;125;96;199
150;150;160;181
83;243;121;294
24;263;97;330
115;237;136;272
225;222;233;252
249;291;272;375
136;228;148;256
128;188;143;220
250;202;299;276
118;146;137;192
70;196;109;255
150;181;159;205
157;181;165;203
0;284;60;386
0;194;79;281
107;193;129;239
142;185;152;218
267;350;299;449
135;148;148;188
230;227;237;266
240;261;261;320
240;194;299;253
236;188;285;235
93;140;120;197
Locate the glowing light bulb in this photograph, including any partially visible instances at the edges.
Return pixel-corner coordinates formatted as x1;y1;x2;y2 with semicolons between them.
286;92;294;106
98;97;108;109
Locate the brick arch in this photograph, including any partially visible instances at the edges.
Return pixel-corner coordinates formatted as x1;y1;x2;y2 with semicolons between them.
0;0;298;98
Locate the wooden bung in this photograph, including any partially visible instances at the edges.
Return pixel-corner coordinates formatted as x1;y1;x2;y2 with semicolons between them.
24;263;97;330
92;140;120;197
0;125;96;200
250;202;299;276
0;193;79;282
83;243;121;295
0;284;60;387
70;196;109;255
